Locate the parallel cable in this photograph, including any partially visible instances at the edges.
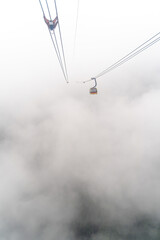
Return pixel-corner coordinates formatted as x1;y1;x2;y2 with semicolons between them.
48;29;67;80
39;0;67;81
96;37;160;79
73;0;80;54
96;36;160;79
45;0;52;20
39;0;45;16
54;0;68;82
84;32;160;83
53;30;67;80
95;32;160;79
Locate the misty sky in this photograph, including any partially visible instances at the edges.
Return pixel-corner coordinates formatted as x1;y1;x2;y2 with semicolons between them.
0;0;160;239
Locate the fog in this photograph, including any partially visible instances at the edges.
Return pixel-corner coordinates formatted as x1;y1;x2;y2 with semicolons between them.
0;77;160;239
0;0;160;239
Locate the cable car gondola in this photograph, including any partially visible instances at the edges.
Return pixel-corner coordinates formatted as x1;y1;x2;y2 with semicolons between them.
90;78;97;94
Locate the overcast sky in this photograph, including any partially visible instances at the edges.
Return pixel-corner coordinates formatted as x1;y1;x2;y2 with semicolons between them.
0;0;160;239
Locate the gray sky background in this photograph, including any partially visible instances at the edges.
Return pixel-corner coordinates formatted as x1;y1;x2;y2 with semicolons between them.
0;0;160;239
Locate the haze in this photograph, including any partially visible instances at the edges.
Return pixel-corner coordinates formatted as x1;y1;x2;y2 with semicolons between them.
0;0;160;239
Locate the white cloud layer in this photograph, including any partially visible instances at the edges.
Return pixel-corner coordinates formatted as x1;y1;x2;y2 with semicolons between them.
0;0;160;239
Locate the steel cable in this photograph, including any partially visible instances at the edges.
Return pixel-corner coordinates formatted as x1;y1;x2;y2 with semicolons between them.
73;0;80;55
45;0;52;20
95;32;160;79
54;0;68;82
39;0;45;16
39;0;67;82
53;30;67;80
96;36;160;79
48;30;67;80
84;32;160;83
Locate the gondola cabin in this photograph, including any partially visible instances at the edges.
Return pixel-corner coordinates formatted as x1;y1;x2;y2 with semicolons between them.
90;87;97;94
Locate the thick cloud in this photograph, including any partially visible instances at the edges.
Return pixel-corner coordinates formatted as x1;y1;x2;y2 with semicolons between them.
0;74;160;239
0;0;160;238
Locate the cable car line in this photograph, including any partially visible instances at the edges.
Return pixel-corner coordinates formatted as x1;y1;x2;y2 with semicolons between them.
73;0;80;54
39;1;159;93
45;0;67;80
39;0;68;82
52;31;67;80
54;0;68;82
95;32;160;79
52;30;65;74
95;35;160;79
45;0;52;20
39;0;45;16
84;32;160;83
93;37;160;81
48;30;67;80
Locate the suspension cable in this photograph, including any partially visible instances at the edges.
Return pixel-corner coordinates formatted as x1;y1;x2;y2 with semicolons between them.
39;0;68;82
53;30;67;80
96;36;160;79
48;29;67;80
45;0;52;20
73;0;80;54
39;0;45;16
54;0;68;82
84;32;160;83
95;32;160;79
46;0;67;80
